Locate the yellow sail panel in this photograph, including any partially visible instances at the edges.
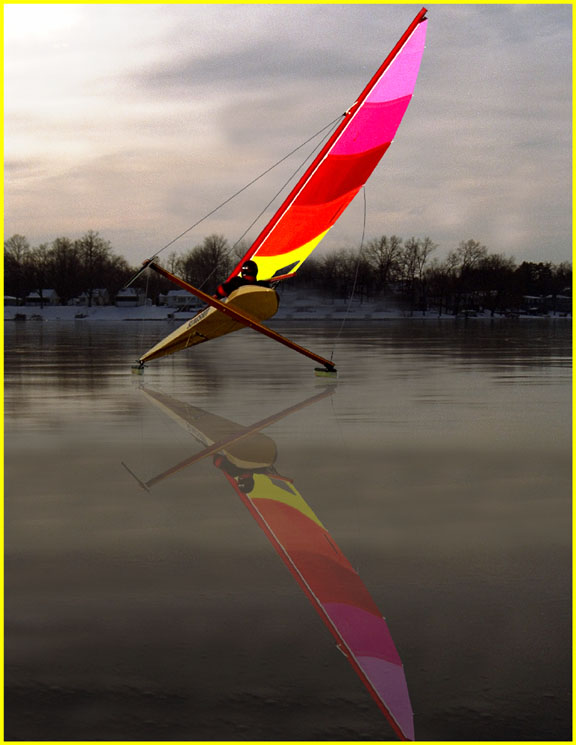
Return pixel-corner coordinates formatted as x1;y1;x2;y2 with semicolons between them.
250;228;331;281
250;474;326;529
227;8;427;283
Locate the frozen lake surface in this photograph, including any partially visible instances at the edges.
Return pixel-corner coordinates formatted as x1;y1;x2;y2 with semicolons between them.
4;318;572;740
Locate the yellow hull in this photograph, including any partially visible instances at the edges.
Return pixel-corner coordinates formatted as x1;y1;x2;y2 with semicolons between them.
139;386;277;469
139;285;279;363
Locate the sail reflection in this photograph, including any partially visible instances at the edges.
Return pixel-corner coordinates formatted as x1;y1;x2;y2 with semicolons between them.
128;386;414;740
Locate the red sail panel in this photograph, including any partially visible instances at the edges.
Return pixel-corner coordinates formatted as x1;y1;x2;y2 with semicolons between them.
135;382;414;739
228;8;427;283
224;472;415;740
298;145;390;206
254;190;358;258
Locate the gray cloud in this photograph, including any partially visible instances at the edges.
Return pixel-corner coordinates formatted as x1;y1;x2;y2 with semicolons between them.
4;4;572;265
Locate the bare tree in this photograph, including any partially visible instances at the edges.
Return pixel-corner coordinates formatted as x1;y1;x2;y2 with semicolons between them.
447;238;488;275
4;234;31;299
26;244;52;307
230;239;251;262
49;237;82;305
397;236;437;311
180;234;231;293
364;234;403;292
75;231;113;306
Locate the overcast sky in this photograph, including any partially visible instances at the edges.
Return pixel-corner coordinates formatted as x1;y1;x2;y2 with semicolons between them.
4;3;572;267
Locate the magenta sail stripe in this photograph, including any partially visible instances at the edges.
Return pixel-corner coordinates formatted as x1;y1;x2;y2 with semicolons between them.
321;600;414;740
323;602;403;665
227;10;427;282
356;656;415;741
367;21;427;103
331;97;411;156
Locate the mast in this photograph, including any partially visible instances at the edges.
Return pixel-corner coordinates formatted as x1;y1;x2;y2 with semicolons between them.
228;7;428;281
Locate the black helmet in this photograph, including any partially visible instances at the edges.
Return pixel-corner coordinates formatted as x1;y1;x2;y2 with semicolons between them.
241;260;258;278
237;473;255;493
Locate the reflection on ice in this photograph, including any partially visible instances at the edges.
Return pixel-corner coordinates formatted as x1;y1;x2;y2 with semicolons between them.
127;385;414;740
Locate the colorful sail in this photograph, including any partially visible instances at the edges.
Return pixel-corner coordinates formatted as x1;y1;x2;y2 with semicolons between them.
222;471;414;740
228;8;427;283
133;386;414;740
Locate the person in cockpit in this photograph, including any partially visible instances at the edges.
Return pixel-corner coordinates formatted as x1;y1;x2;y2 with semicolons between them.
214;259;269;299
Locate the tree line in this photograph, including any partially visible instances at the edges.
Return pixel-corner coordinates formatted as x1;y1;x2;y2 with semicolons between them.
5;232;133;307
4;231;572;315
298;236;572;315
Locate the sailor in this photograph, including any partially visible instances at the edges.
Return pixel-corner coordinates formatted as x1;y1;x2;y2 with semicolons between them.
213;453;275;494
214;259;269;299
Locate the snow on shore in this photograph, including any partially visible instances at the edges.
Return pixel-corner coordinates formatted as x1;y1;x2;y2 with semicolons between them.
4;304;176;322
3;303;569;322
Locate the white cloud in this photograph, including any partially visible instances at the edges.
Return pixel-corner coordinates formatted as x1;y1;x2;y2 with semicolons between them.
4;4;572;266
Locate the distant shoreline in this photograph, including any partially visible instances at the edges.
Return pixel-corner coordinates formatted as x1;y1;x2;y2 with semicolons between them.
3;304;570;323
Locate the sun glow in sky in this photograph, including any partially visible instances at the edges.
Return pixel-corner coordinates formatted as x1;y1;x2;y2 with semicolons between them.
4;3;80;41
4;3;572;267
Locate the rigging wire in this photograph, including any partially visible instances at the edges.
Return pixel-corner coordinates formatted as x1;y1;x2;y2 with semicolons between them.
194;116;342;292
326;188;367;555
196;119;338;292
141;266;151;342
330;186;367;363
152;114;344;260
230;117;342;254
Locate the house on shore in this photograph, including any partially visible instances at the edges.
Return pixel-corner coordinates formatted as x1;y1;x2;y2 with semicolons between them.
76;289;110;307
25;289;60;307
158;289;202;311
115;287;148;307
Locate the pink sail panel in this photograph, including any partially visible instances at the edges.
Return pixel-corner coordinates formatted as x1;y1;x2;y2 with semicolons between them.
135;383;415;739
329;98;412;157
364;20;427;104
224;473;415;741
228;9;427;283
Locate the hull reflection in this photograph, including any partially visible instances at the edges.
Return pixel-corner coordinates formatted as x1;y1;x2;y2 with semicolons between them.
131;386;414;740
